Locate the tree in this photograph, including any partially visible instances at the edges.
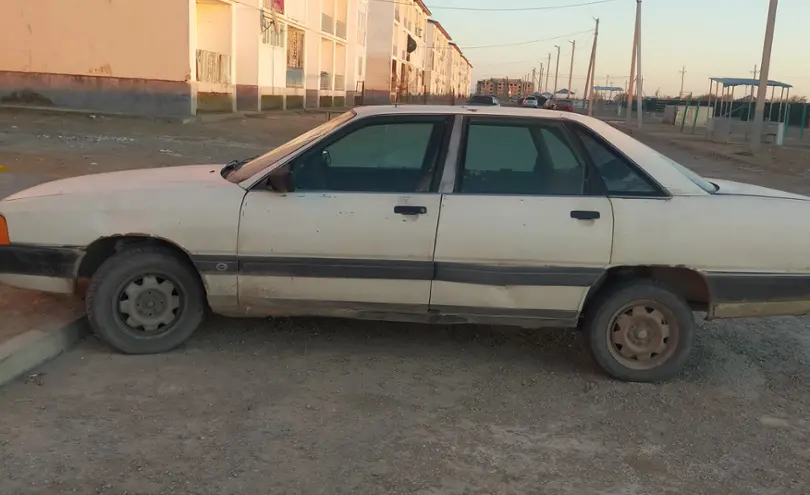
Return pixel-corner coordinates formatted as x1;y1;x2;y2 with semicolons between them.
788;95;808;103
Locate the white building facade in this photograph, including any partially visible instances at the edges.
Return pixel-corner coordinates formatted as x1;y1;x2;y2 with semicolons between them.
0;0;368;116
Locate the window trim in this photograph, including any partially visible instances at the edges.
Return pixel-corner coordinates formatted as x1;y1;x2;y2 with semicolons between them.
564;121;671;199
285;114;456;194
452;115;594;197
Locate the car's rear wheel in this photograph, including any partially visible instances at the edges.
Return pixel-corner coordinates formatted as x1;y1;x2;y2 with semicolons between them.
584;281;694;382
86;246;206;354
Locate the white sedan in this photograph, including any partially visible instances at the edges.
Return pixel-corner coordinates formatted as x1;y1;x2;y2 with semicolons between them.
1;106;808;382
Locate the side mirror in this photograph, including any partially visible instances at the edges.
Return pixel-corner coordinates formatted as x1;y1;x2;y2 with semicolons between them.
267;165;294;193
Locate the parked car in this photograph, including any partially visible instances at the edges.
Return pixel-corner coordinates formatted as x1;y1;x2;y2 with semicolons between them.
3;105;810;382
552;99;575;112
522;95;539;108
466;94;500;106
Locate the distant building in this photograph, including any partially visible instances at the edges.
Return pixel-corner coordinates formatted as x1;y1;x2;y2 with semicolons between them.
476;78;535;98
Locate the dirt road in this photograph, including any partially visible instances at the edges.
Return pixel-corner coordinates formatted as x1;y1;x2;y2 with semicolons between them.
1;110;810;494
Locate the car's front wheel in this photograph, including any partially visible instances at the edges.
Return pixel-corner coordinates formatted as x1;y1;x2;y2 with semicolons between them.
584;280;695;382
86;246;206;354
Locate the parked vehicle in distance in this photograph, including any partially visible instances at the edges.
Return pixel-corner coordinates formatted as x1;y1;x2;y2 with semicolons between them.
4;105;810;383
466;94;500;106
522;95;539;108
553;99;575;112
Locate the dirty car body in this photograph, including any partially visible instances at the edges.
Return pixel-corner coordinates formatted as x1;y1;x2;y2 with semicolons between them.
2;105;810;382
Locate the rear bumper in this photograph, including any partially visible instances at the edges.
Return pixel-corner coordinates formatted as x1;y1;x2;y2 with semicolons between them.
0;244;82;293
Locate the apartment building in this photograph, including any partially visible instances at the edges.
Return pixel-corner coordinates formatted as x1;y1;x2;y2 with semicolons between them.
424;20;451;97
365;0;432;104
235;0;368;111
0;0;368;117
476;78;534;98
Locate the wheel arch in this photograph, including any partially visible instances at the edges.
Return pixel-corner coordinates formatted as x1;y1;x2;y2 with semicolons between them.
75;234;207;296
581;265;711;318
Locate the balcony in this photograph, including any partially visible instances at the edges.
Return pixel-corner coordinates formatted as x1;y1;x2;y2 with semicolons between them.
334;74;345;91
196;50;231;84
286;67;304;88
321;13;334;34
335;20;347;39
320;72;332;90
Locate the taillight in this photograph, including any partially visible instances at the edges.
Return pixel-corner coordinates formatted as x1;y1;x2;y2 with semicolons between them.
0;214;9;245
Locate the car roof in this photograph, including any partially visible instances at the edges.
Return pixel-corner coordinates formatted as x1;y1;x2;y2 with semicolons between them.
353;105;571;120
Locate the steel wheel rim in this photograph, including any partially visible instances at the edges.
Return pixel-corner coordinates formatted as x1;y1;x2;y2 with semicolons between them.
605;299;679;371
113;273;184;338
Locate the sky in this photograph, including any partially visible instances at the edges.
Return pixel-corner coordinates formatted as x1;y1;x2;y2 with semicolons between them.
419;0;810;98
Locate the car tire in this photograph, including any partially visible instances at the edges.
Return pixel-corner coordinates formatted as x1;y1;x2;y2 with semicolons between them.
583;280;695;383
86;246;206;354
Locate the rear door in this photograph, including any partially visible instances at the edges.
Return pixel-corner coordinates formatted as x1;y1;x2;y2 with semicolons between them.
430;116;614;324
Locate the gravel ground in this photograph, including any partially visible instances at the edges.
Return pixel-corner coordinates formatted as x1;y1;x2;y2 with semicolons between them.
1;315;809;495
1;110;810;494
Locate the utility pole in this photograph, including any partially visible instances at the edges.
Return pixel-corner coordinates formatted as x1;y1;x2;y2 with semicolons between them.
545;53;551;93
679;65;686;97
634;0;643;129
750;0;779;152
553;45;561;96
587;18;599;116
567;40;576;99
750;64;758;99
532;67;537;93
625;3;639;123
539;64;544;92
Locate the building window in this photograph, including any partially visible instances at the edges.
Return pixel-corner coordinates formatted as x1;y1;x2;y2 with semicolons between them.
358;56;364;77
262;18;285;46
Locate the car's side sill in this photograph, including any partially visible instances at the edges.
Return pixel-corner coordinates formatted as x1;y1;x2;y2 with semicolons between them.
214;298;579;329
709;300;810;319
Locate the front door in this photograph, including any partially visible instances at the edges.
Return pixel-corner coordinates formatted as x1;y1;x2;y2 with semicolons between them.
237;115;453;317
430;116;614;325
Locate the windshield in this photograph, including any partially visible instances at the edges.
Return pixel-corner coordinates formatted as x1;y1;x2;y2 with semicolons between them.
225;110;355;183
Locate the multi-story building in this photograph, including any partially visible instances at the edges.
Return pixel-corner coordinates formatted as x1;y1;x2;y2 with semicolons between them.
365;0;431;104
424;19;451;98
476;78;534;98
236;0;368;111
0;0;368;117
458;55;473;98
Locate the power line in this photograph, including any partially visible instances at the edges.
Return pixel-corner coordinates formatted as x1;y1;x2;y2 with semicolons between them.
370;0;620;12
461;28;594;49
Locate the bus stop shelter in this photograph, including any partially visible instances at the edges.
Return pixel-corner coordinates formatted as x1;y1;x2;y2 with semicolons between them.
708;77;793;122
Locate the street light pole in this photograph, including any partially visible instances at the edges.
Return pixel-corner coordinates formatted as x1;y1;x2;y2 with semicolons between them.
750;0;779;152
545;53;551;92
553;44;561;96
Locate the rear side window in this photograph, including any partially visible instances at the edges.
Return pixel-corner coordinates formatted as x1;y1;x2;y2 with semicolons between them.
576;130;659;195
458;121;585;196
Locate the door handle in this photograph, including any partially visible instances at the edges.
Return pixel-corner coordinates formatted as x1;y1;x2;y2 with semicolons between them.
394;205;427;215
570;210;600;220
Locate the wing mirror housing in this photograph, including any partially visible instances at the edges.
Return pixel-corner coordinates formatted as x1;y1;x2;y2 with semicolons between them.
267;164;295;193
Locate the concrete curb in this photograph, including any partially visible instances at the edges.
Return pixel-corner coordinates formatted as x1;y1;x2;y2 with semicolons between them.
0;317;89;388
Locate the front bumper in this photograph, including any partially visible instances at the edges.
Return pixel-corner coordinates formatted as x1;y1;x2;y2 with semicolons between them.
0;244;82;293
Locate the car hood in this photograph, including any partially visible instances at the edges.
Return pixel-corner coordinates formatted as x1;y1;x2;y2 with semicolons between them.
2;165;231;201
709;178;810;201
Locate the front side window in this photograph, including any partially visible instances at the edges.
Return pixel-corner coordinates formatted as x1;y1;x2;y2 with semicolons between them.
576;130;659;195
291;119;446;193
458;121;585;195
226;111;355;183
